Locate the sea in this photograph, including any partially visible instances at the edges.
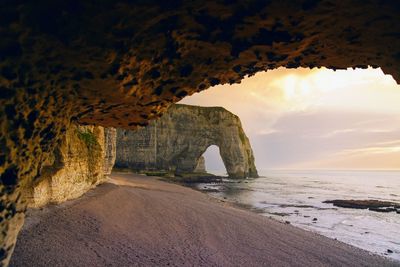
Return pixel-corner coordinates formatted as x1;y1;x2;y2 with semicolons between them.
192;170;400;261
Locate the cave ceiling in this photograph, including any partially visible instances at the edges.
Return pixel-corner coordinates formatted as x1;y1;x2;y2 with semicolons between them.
1;0;399;129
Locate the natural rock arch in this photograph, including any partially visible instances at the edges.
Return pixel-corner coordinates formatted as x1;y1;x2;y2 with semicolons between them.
195;145;228;174
115;104;258;178
0;1;399;265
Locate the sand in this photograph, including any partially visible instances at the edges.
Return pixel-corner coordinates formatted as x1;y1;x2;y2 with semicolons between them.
10;173;398;267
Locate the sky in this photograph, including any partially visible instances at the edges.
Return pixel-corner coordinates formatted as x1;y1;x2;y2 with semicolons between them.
179;67;400;171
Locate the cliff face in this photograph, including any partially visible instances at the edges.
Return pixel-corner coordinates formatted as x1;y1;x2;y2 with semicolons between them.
194;156;206;173
116;104;258;178
103;128;117;176
27;125;116;208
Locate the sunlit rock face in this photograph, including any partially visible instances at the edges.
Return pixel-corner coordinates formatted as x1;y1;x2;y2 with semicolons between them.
194;156;206;173
103;128;117;176
0;0;399;264
26;125;117;208
115;104;258;178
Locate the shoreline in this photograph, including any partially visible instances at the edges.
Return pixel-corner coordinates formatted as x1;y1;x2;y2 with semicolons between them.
184;172;400;261
11;172;398;266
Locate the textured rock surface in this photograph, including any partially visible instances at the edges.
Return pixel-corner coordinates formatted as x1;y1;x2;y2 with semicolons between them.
26;124;106;208
116;104;258;178
194;156;206;173
0;1;399;264
103;128;117;176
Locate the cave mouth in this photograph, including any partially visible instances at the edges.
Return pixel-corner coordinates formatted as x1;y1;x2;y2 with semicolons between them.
198;145;227;176
0;0;399;264
181;66;400;171
178;67;400;260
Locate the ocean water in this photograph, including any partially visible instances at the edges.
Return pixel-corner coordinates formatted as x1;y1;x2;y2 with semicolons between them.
194;170;400;261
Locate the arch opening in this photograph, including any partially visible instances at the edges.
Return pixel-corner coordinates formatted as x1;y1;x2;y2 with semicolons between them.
195;145;227;177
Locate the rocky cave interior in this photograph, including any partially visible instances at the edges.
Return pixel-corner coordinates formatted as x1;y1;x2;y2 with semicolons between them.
0;0;399;265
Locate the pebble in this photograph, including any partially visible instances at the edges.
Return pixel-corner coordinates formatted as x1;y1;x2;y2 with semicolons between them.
387;249;393;253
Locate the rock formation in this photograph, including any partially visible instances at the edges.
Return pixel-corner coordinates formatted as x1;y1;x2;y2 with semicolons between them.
27;125;116;208
323;199;400;214
116;104;258;178
194;156;206;173
0;1;399;264
103;128;117;176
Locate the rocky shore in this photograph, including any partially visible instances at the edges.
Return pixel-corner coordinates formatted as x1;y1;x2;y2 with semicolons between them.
324;199;400;214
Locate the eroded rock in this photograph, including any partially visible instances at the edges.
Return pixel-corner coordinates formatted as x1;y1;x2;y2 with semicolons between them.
323;199;400;213
115;104;258;178
103;128;117;176
26;124;114;208
194;156;206;173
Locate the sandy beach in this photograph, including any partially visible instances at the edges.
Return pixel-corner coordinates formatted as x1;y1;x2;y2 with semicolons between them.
10;173;397;267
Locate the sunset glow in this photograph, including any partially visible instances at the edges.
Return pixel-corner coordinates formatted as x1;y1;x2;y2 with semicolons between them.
181;67;400;170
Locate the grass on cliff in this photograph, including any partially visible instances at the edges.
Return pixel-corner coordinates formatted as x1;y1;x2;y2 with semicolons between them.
77;129;98;148
76;128;102;177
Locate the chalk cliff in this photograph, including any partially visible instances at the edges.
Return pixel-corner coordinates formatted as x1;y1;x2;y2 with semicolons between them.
194;156;206;173
103;128;117;176
27;125;116;208
116;104;258;178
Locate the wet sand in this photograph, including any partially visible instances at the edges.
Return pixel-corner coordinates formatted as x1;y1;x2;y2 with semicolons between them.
10;173;398;266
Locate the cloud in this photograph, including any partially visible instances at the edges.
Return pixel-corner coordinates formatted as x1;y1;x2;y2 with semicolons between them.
320;129;356;138
251;109;400;169
180;67;400;171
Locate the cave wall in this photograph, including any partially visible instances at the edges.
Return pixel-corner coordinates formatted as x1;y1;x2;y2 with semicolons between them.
0;0;399;265
26;125;117;208
115;104;258;178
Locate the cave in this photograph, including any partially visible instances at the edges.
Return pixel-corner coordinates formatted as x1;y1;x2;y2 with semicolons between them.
0;0;399;265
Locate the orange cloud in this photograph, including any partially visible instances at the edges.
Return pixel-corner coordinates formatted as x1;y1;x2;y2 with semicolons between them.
181;67;400;170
